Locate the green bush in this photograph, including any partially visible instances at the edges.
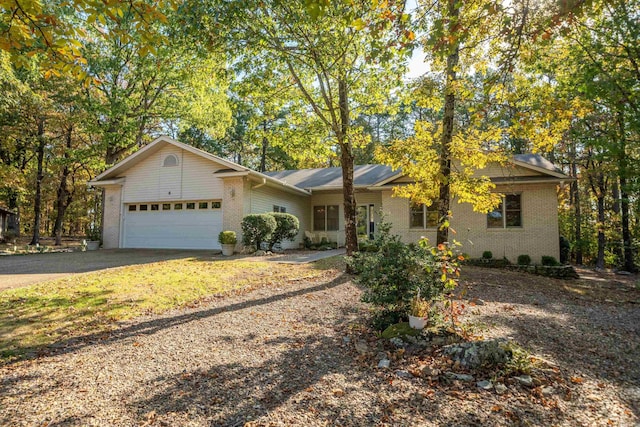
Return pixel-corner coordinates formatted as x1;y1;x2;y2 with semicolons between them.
218;231;237;245
346;221;461;330
86;225;101;241
267;213;299;250
517;254;531;265
541;255;560;266
241;214;277;251
482;251;493;259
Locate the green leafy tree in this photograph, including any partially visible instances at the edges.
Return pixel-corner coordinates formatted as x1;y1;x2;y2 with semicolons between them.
195;0;412;255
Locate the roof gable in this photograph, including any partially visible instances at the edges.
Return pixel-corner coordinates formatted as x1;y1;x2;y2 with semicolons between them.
91;136;248;182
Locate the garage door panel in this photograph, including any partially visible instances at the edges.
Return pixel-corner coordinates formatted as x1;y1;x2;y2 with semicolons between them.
124;207;222;249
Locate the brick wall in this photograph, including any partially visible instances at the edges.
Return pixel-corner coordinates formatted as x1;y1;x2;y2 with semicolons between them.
103;185;122;249
381;183;561;262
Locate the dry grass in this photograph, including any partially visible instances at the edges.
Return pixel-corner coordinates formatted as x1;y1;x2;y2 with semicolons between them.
0;256;344;361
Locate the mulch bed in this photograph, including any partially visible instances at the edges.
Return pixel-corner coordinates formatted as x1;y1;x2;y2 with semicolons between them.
0;266;638;426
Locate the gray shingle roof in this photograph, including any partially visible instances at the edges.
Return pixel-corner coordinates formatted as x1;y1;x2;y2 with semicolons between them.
264;155;566;190
264;164;398;189
513;154;564;174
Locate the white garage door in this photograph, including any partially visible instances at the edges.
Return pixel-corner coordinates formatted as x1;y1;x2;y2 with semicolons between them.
123;201;223;249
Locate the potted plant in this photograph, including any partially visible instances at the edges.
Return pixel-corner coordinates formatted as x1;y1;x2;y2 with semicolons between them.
408;292;431;330
85;226;101;251
218;231;237;256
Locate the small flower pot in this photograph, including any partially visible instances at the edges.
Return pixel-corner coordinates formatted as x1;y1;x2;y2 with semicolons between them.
408;315;428;330
221;243;235;256
86;240;100;251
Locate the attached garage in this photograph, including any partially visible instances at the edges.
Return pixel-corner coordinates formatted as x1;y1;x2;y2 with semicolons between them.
123;201;222;249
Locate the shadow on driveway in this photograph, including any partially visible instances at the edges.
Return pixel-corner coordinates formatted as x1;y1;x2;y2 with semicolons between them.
0;249;216;290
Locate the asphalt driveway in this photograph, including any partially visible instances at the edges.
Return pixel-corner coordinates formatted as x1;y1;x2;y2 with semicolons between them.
0;249;213;290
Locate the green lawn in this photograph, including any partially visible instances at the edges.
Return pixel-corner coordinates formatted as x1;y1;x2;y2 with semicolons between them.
0;256;343;361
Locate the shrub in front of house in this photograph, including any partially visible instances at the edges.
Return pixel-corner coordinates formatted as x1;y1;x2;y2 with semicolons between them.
541;255;560;266
241;214;277;251
267;213;300;251
218;231;237;245
517;254;531;266
482;251;493;259
346;221;461;330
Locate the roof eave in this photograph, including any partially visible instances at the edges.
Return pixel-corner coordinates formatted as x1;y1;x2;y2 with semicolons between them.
512;159;567;178
87;177;126;187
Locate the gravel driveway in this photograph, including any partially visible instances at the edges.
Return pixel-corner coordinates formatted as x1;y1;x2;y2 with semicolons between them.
0;265;638;426
0;249;213;290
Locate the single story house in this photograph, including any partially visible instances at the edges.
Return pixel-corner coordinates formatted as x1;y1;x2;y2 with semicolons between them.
89;136;571;261
0;206;17;241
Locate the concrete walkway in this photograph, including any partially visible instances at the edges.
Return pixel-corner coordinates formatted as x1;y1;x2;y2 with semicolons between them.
246;248;346;264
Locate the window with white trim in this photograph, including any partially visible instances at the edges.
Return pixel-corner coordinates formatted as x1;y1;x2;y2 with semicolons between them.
163;154;178;167
313;205;339;231
273;205;286;213
487;194;522;228
409;203;438;228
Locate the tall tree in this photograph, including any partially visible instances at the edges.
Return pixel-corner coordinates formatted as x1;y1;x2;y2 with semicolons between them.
195;0;411;255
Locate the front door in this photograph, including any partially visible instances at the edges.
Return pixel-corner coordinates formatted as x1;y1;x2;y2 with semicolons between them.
356;204;375;240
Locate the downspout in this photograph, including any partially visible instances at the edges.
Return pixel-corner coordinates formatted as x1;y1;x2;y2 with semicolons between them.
252;178;267;190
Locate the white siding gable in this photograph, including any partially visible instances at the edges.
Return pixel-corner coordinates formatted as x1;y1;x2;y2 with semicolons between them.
122;145;225;203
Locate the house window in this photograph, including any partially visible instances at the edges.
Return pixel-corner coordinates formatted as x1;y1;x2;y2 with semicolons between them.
199;202;208;209
186;202;195;210
174;203;183;210
488;194;522;228
163;154;178;167
313;205;339;231
410;203;438;228
151;204;159;211
212;201;222;209
273;205;286;213
128;205;137;212
139;204;148;211
162;203;171;210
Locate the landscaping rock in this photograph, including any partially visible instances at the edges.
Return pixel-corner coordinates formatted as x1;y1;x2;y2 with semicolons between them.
477;380;493;391
495;383;508;395
378;359;390;369
445;372;474;382
442;339;510;370
515;375;534;387
395;370;413;379
542;386;555;396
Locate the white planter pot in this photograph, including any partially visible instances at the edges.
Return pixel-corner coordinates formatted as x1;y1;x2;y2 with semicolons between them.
86;240;100;251
408;315;428;330
221;243;235;256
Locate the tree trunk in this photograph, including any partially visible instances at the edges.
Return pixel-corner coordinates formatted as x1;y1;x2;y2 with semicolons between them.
436;0;460;246
571;157;582;265
53;126;74;246
595;190;605;270
611;181;623;261
617;111;635;272
30;118;46;246
338;78;357;257
260;121;268;172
